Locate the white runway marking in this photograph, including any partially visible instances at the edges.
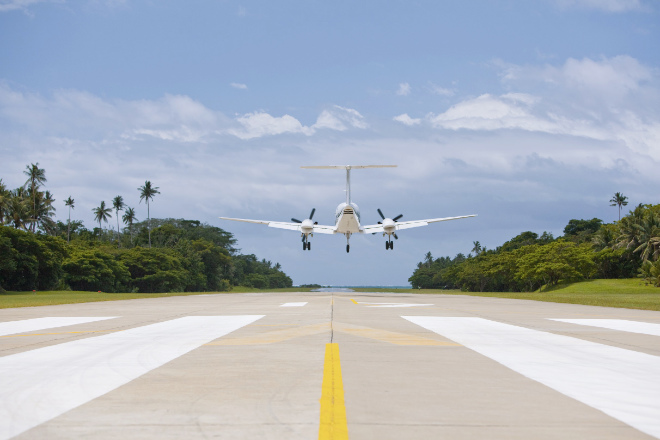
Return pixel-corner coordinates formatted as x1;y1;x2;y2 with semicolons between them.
363;302;433;308
0;315;263;440
403;316;660;439
0;317;117;337
550;319;660;337
280;302;308;307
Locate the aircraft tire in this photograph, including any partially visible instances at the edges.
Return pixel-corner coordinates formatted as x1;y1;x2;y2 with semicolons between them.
346;244;350;253
390;241;394;250
307;242;311;250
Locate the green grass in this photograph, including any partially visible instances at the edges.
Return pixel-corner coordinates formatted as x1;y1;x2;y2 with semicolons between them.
354;279;660;311
3;280;658;311
0;287;314;309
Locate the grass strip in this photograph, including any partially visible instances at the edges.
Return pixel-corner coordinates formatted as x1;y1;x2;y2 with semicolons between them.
354;279;660;311
0;287;313;309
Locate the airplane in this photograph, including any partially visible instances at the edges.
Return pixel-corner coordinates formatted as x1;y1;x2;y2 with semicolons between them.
219;165;476;253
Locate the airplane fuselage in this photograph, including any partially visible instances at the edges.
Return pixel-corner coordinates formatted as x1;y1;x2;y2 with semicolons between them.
334;202;361;234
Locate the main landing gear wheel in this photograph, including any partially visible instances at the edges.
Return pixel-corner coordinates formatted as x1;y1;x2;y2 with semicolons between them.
346;244;350;253
385;241;389;250
307;242;311;250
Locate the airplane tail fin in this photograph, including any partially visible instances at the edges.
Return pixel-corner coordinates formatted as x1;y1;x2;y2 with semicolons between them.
301;165;397;204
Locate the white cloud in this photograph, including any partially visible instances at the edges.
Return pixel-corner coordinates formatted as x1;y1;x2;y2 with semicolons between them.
0;0;127;13
313;105;368;131
501;55;654;102
427;82;454;96
396;82;411;96
553;0;646;12
229;112;314;139
423;56;660;160
0;0;55;12
428;93;552;132
393;113;421;126
0;84;368;142
230;83;248;90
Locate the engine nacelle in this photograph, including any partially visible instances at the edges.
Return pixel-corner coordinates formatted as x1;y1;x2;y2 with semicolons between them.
381;218;396;234
300;218;315;234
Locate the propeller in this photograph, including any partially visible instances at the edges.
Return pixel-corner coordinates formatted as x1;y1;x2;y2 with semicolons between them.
377;208;403;239
377;209;403;222
292;208;316;224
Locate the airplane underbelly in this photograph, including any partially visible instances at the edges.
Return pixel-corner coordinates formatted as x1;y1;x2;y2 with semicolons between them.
335;213;361;234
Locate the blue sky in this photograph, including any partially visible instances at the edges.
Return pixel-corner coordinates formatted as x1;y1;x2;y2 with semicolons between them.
1;0;659;286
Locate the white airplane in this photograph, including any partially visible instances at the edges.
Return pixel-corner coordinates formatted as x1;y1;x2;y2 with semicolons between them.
219;165;476;253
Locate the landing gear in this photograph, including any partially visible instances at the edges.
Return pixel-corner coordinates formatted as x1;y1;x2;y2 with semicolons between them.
385;239;394;250
302;236;311;251
346;244;350;253
307;242;311;250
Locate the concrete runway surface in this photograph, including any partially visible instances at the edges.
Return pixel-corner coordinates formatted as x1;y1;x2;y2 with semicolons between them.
1;291;659;440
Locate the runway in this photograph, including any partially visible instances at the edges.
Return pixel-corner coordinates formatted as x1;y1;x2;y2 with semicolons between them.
1;291;659;439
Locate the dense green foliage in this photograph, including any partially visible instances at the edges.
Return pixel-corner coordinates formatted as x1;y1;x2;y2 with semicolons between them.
1;164;292;293
1;221;292;293
410;204;660;291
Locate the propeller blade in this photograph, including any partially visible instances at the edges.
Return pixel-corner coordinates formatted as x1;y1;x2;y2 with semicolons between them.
393;233;399;240
291;218;302;223
377;208;385;220
393;214;403;221
309;208;316;220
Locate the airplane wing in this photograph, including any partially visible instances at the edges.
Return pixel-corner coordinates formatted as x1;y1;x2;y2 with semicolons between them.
219;217;337;234
362;215;477;233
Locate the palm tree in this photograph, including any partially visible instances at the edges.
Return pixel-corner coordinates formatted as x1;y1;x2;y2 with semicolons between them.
122;207;137;246
64;196;74;243
92;201;112;239
34;190;57;234
23;163;47;232
633;210;660;262
610;192;628;221
615;203;645;251
472;241;482;255
138;181;160;248
112;195;125;247
0;179;9;224
6;188;30;230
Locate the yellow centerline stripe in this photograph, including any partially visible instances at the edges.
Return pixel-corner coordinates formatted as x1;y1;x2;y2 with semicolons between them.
350;299;358;305
319;343;349;440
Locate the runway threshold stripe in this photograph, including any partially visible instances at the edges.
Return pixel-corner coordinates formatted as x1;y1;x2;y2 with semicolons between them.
319;343;349;440
550;319;660;337
403;316;660;439
281;302;308;307
0;315;263;440
0;317;117;337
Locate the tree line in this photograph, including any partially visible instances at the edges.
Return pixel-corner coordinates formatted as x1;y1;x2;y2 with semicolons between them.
409;198;660;291
0;164;292;292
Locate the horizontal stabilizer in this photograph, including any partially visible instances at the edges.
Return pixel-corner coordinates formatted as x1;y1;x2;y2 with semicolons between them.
301;165;397;170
